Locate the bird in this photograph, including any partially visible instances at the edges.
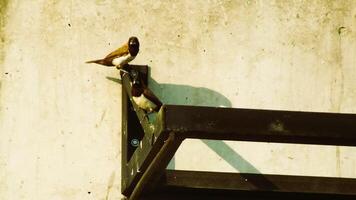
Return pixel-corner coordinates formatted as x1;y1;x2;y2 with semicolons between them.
130;70;162;114
86;36;139;71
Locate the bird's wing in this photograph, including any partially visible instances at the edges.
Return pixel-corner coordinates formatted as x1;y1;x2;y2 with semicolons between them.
143;88;163;109
105;43;129;59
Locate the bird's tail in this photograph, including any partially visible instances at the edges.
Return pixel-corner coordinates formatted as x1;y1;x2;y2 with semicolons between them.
86;59;106;65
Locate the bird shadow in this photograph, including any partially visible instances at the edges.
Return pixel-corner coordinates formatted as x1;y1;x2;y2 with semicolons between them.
105;76;231;107
106;70;276;189
148;78;231;108
106;76;122;84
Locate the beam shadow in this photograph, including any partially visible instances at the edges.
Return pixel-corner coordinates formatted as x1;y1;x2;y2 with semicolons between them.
107;66;276;190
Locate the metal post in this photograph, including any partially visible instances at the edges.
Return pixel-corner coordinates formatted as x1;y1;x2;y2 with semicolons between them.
129;132;182;200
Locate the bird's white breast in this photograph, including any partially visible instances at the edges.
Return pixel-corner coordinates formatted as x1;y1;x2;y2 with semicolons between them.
112;54;135;66
133;94;156;113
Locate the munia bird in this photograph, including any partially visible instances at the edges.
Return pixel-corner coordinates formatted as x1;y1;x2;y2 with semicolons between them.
86;37;139;70
130;71;162;113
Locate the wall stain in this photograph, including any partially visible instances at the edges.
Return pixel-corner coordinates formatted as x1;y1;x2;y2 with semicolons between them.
330;21;346;177
338;26;346;35
105;171;116;200
0;0;9;101
329;16;346;113
336;146;341;176
0;0;8;138
0;0;8;32
39;0;65;48
0;1;8;196
100;109;106;123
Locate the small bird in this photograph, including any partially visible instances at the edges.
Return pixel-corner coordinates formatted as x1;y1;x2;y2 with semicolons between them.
130;71;162;113
86;36;140;70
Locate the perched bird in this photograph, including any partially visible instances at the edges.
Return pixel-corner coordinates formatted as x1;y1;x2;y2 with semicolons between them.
86;36;140;70
130;71;162;113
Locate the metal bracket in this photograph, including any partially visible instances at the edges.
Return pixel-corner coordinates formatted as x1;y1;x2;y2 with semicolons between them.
121;65;356;200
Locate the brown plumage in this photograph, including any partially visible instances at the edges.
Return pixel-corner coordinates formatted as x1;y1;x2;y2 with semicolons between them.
131;72;162;113
86;37;139;68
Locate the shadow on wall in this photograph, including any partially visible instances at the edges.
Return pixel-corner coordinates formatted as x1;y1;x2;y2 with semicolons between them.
106;76;232;107
107;73;275;188
202;140;260;173
149;78;233;169
149;78;231;108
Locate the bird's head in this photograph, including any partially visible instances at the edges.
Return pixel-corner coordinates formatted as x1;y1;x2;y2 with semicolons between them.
131;70;140;85
130;70;143;97
128;36;140;56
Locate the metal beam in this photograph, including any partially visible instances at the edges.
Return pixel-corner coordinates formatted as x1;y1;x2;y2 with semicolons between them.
161;170;356;195
121;66;356;199
121;66;172;196
129;133;183;200
163;105;356;146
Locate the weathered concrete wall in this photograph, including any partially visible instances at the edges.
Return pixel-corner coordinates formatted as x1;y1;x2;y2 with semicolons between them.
1;0;356;199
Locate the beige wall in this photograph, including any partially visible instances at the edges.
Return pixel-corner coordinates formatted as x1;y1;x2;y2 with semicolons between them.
1;0;356;199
